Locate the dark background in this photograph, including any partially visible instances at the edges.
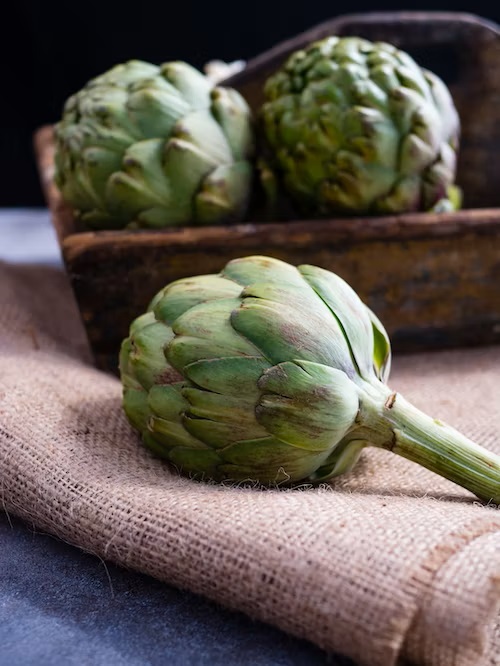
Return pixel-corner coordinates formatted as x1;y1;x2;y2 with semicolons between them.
2;2;500;207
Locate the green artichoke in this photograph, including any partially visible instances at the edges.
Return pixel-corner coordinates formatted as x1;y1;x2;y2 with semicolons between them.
54;60;254;229
259;36;461;217
120;256;499;503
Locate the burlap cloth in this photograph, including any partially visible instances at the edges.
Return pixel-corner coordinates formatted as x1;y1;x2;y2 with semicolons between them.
0;261;498;666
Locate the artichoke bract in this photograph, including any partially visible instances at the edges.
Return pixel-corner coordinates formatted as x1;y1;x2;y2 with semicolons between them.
54;60;254;229
259;37;461;216
120;256;500;503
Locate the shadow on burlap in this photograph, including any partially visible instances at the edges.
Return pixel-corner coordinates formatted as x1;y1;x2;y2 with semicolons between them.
0;262;498;666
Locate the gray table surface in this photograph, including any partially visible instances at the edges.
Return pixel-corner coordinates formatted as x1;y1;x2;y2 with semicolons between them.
0;210;353;666
0;208;63;266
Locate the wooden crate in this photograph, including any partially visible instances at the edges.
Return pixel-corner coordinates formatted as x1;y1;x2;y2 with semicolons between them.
34;11;500;375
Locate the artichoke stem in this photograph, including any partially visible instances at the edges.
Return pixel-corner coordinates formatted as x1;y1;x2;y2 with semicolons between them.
378;392;500;504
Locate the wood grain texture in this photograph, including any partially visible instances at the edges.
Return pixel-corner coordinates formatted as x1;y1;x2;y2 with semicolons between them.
32;12;500;375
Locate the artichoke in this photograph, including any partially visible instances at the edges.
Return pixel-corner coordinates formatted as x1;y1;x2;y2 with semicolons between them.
120;256;499;503
259;36;461;216
54;60;254;229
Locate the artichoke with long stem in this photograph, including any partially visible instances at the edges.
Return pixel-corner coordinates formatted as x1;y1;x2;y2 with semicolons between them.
120;256;499;502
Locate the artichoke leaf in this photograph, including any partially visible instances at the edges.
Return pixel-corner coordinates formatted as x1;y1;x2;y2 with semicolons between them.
127;85;191;138
119;138;171;200
167;447;222;480
133;206;188;228
123;387;151;431
168;337;257;371
81;146;123;203
149;415;209;450
168;298;260;370
394;64;430;100
119;337;141;390
309;439;366;481
129;311;157;336
184;356;270;396
148;384;190;421
160;61;213;109
171;298;258;354
182;388;259;424
399;132;438;174
375;175;421;213
210;87;254;161
182;415;267;448
219;436;330;484
256;360;359;449
299;264;375;380
95;59;160;86
80;209;126;229
106;137;173;219
151;275;241;324
365;307;392;382
231;297;354;374
173;109;232;165
195;162;252;224
127;319;175;390
221;255;305;289
161;137;226;223
141;431;175;461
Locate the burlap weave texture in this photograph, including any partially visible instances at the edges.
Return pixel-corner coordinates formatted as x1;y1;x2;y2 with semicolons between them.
0;262;498;666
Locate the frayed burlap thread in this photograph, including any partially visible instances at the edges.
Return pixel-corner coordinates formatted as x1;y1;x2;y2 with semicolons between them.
0;262;498;666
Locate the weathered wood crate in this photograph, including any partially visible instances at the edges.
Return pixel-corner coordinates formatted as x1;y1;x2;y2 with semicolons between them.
34;11;500;375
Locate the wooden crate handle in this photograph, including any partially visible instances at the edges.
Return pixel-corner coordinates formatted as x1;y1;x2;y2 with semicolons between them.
224;11;500;98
